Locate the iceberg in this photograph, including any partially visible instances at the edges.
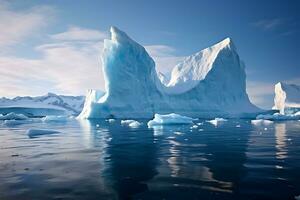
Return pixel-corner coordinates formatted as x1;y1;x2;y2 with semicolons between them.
273;82;300;114
79;26;261;119
147;113;194;127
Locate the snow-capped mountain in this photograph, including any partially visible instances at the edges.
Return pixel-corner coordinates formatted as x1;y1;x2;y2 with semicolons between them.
79;26;261;119
0;93;85;116
273;82;300;114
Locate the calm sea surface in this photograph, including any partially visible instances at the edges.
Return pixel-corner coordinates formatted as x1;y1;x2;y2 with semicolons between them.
0;119;299;200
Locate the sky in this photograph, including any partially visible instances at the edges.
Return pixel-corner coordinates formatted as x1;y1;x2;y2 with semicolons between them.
0;0;299;109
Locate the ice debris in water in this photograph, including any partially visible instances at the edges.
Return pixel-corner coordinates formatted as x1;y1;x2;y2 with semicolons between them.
148;113;195;127
190;125;198;129
121;120;142;128
0;112;28;120
42;115;68;122
256;112;300;121
207;118;227;126
251;119;273;126
27;129;60;138
107;119;116;123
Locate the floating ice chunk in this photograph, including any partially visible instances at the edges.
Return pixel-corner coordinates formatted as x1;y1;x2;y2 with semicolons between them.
251;119;273;126
197;122;203;126
107;119;116;123
295;195;300;200
121;120;141;128
27;129;60;138
128;121;142;128
190;125;198;129
207;118;227;126
148;113;194;127
42;115;68;122
236;124;241;128
0;112;28;120
4;119;27;126
256;112;300;121
199;129;204;131
174;131;184;135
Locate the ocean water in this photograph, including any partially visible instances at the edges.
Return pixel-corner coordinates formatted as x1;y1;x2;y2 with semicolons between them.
0;119;299;200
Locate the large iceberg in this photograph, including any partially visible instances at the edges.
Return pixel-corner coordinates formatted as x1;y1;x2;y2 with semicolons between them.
79;27;261;119
273;82;300;114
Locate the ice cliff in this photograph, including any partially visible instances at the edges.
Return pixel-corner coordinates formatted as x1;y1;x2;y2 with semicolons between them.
273;82;300;114
79;27;260;119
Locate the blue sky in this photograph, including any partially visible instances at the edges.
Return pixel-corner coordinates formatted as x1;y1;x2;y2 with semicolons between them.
0;0;299;109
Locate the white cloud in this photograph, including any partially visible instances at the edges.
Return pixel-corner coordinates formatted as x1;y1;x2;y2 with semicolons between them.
0;3;55;49
0;21;185;97
252;18;284;31
50;26;109;41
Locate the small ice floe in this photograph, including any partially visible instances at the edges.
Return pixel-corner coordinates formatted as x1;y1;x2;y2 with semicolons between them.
96;124;100;127
121;120;142;128
27;129;60;138
236;124;241;128
174;131;184;135
0;112;28;120
295;195;300;200
198;129;204;131
207;118;227;126
147;113;194;127
42;115;68;123
251;119;273;126
190;125;198;129
107;119;115;123
197;122;203;126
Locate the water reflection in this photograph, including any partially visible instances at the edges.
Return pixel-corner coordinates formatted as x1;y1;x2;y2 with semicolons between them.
82;120;159;200
145;122;250;198
1;119;299;200
275;123;288;160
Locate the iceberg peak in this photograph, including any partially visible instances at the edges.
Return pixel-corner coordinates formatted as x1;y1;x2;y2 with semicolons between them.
213;37;236;51
110;26;132;43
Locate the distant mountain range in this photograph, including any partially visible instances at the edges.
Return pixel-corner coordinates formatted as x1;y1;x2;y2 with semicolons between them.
0;93;85;116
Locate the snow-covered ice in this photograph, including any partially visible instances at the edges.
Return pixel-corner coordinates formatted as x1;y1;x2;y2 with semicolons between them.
251;119;273;126
207;118;227;126
78;26;261;119
0;93;85;116
0;112;28;120
147;113;194;127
